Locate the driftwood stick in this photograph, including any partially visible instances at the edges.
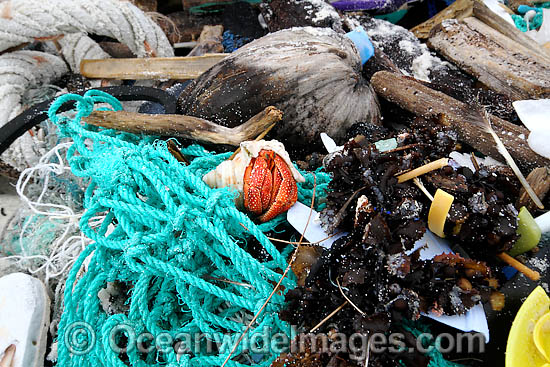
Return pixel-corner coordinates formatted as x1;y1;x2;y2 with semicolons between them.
371;71;550;173
83;106;283;146
80;54;227;80
411;0;473;39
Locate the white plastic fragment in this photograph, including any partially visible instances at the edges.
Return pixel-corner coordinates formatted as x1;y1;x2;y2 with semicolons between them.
0;273;51;367
321;133;342;154
535;210;550;234
513;99;550;159
448;151;504;172
407;230;490;342
286;201;348;248
513;99;550;132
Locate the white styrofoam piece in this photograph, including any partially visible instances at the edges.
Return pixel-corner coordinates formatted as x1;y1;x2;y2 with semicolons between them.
0;273;50;367
535;210;550;234
528;130;550;159
513;99;550;132
286;201;348;248
407;230;490;342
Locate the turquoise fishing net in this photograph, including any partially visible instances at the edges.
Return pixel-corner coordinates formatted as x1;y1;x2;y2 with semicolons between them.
47;90;466;367
48;90;329;367
511;2;550;31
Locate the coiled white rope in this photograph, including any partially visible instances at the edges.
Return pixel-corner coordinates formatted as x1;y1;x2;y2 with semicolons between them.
0;0;174;58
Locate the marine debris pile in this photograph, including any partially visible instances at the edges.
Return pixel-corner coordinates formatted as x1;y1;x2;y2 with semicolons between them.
0;0;549;367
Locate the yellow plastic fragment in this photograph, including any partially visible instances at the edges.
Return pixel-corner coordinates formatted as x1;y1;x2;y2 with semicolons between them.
506;286;550;367
534;312;550;362
428;189;454;238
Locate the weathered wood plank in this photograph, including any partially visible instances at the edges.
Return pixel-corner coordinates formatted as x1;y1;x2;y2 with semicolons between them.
80;54;227;80
427;18;550;100
411;0;473;39
371;71;550;173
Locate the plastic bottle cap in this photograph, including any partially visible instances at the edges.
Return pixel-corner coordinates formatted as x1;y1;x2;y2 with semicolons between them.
345;26;375;65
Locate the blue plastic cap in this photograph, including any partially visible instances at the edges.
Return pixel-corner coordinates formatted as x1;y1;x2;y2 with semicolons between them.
345;26;375;65
517;5;538;14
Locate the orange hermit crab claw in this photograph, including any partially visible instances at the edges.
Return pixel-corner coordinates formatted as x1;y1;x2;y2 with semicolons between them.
243;149;298;222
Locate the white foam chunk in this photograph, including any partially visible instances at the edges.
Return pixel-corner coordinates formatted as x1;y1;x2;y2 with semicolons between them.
286;201;348;248
0;273;50;367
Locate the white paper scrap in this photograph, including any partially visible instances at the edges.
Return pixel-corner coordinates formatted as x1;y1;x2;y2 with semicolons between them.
286;202;348;248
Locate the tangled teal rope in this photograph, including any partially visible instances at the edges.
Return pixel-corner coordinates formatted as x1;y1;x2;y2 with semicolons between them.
48;90;329;367
511;2;550;32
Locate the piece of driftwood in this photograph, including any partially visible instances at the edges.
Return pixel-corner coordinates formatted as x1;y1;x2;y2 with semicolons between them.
80;54;227;80
427;18;550;101
160;12;223;44
83;106;283;146
472;0;550;62
411;0;473;39
371;71;550;173
517;167;550;211
187;25;224;56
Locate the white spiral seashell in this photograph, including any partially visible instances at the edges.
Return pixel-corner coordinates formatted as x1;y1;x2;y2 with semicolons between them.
202;140;305;206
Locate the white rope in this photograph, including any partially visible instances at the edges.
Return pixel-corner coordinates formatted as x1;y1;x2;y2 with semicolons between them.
0;0;174;57
0;50;67;128
58;33;111;73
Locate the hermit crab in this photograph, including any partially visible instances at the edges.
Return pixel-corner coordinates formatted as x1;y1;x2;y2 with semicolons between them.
203;140;305;222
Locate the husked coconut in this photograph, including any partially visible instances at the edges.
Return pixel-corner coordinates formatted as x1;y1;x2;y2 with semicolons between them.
178;27;381;148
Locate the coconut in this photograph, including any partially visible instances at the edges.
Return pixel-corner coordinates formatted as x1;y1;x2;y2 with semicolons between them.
178;27;381;148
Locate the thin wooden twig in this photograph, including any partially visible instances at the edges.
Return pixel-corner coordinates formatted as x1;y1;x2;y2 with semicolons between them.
309;301;348;333
413;177;434;202
497;252;540;281
381;143;420;154
336;277;366;316
470;152;480;171
220;176;318;367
